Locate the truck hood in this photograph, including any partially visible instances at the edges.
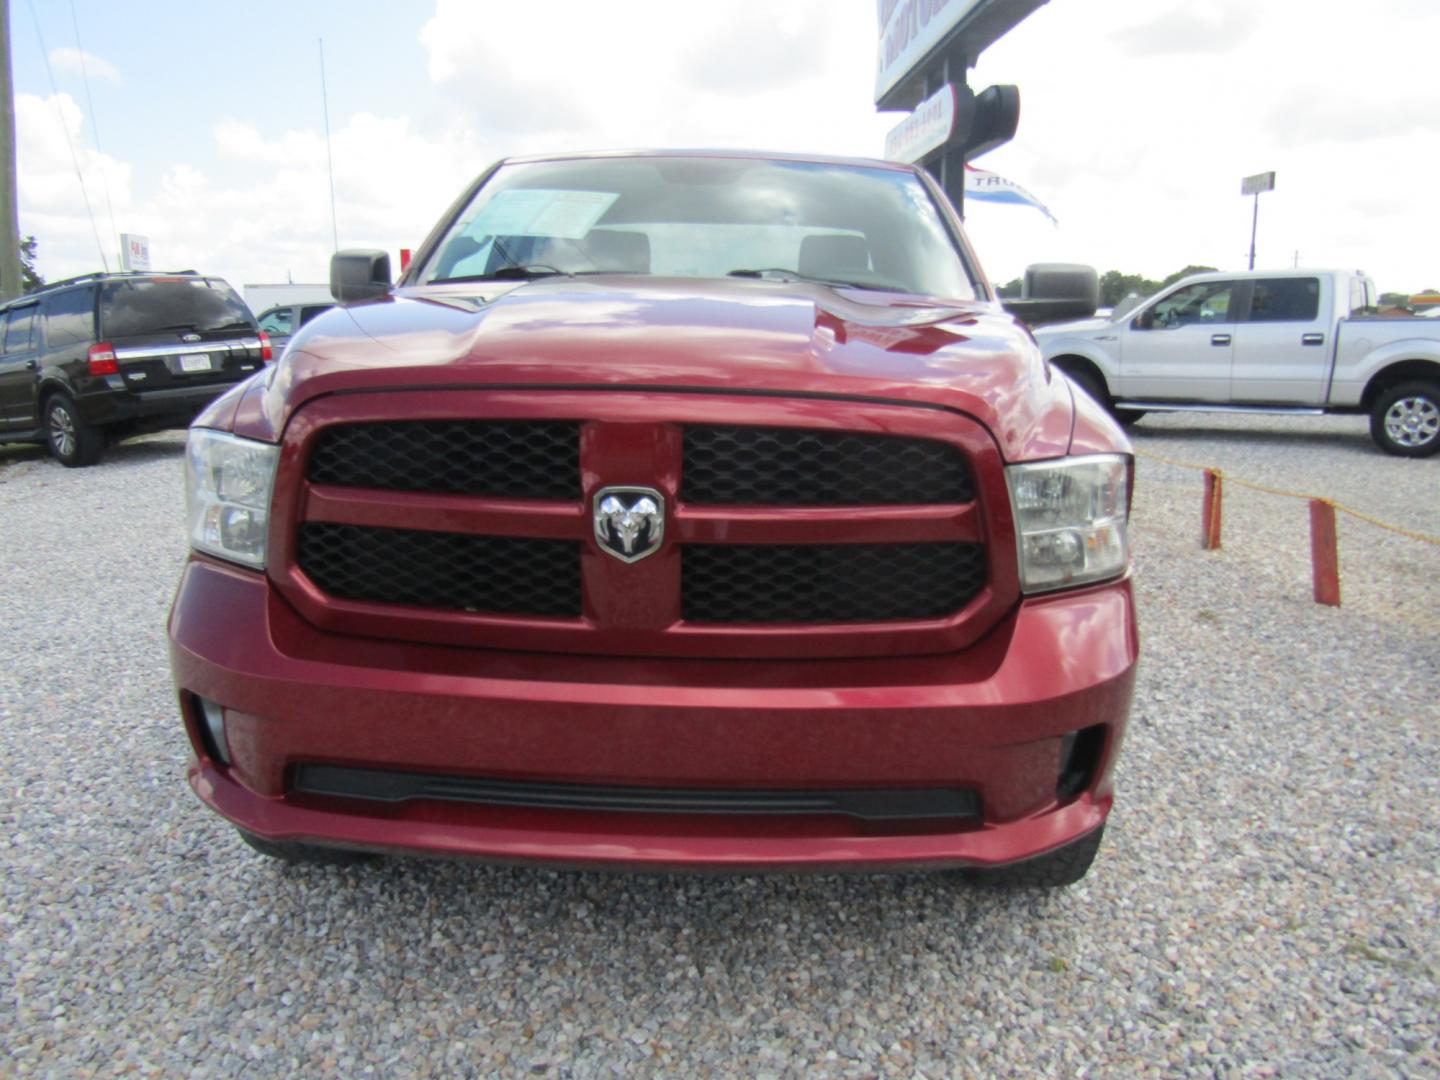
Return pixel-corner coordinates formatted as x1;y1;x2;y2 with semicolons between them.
220;275;1075;462
1032;316;1115;339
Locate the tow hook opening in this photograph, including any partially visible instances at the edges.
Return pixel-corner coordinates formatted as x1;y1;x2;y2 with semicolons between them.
1057;724;1107;803
188;693;232;766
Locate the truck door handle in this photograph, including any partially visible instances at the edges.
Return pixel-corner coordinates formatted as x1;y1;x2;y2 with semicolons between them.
1211;334;1231;346
1302;333;1325;346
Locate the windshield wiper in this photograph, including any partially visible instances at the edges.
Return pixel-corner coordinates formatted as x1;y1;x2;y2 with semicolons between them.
726;267;888;292
432;264;571;284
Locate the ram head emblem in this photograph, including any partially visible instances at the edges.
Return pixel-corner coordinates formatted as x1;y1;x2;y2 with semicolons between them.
593;487;665;563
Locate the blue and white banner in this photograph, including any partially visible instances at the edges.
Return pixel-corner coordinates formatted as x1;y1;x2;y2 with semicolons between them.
964;165;1058;225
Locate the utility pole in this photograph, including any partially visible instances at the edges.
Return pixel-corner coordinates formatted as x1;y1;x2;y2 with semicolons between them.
0;0;24;300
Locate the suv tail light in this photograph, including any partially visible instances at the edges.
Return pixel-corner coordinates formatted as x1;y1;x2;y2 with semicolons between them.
87;343;118;376
258;331;273;362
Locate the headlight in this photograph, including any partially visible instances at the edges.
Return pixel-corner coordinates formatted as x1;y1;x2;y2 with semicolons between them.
185;429;279;569
1006;454;1130;593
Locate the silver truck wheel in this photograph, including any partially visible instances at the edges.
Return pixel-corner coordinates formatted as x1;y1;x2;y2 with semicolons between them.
1371;382;1440;457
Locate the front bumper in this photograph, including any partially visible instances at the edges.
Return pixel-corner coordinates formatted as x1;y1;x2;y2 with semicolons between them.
169;557;1138;871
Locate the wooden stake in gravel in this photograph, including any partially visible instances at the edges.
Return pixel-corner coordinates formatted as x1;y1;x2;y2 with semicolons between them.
1202;469;1223;550
1309;499;1341;606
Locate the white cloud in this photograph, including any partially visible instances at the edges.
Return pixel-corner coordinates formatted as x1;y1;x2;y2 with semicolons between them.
417;0;889;153
15;93;129;272
48;47;122;83
1112;1;1258;56
965;0;1440;291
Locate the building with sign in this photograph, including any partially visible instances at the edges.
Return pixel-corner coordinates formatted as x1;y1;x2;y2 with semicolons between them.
876;0;1048;211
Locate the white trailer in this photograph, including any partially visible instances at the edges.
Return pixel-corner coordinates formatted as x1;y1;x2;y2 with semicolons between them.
242;283;334;314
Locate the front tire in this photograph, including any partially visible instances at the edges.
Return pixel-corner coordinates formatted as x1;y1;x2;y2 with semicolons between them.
44;394;104;467
966;826;1105;888
1371;382;1440;457
1060;366;1142;426
1064;367;1109;411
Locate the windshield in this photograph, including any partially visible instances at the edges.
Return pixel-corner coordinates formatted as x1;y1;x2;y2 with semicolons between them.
98;278;255;337
418;156;979;301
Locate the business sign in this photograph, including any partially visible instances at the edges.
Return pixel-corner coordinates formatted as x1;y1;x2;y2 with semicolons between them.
120;233;151;271
875;0;984;105
884;83;957;163
1241;171;1276;196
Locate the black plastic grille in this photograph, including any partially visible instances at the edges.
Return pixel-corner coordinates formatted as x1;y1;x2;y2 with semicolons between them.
298;523;581;617
683;426;974;506
683;543;985;623
307;421;580;498
292;764;980;823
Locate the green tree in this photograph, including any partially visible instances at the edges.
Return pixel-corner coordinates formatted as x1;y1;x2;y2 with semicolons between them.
1159;264;1218;289
20;236;44;292
1096;265;1220;307
995;277;1024;298
1098;270;1159;308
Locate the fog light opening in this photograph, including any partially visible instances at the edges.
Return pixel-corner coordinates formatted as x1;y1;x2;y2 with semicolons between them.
1057;724;1106;803
195;695;232;765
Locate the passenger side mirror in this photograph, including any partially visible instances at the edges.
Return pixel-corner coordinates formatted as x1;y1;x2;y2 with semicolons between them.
330;250;392;304
1000;263;1099;327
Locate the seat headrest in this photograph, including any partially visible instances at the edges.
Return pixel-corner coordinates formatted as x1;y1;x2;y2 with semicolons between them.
799;234;870;278
582;230;651;273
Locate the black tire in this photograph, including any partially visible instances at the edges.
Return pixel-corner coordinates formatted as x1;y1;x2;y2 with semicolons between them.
1370;381;1440;457
44;393;105;467
1063;366;1109;411
237;829;376;866
1061;367;1145;427
966;825;1105;888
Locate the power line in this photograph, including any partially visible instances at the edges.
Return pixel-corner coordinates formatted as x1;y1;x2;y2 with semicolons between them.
26;0;107;270
319;37;338;252
67;0;118;255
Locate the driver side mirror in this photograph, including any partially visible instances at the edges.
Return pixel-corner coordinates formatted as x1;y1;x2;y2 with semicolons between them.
330;249;392;304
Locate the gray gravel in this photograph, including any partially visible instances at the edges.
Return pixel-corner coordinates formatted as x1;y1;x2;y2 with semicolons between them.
2;415;1437;1078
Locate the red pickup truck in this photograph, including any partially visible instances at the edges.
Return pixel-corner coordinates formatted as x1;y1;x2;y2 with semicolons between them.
169;150;1137;886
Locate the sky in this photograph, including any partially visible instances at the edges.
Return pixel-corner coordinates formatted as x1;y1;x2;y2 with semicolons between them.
11;0;1440;301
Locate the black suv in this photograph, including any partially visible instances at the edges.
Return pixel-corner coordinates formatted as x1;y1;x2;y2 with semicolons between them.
0;271;270;466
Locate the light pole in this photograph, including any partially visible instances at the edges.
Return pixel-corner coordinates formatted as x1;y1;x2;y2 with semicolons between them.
1241;171;1276;271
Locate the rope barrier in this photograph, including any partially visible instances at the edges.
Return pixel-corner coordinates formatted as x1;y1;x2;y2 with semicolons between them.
1134;449;1440;547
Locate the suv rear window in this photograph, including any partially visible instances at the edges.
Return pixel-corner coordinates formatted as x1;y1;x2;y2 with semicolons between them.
98;278;255;338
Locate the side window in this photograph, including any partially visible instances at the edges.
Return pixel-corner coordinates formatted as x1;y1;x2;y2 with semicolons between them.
1249;277;1320;323
4;305;38;353
41;287;96;350
298;304;331;326
257;308;293;335
1142;281;1236;329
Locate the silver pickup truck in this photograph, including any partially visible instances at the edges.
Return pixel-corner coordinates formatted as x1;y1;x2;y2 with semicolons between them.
1035;269;1440;456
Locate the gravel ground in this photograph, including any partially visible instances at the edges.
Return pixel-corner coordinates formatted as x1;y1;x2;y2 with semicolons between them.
2;415;1437;1078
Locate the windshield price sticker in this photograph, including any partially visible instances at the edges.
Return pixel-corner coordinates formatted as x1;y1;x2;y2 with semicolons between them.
465;189;619;240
